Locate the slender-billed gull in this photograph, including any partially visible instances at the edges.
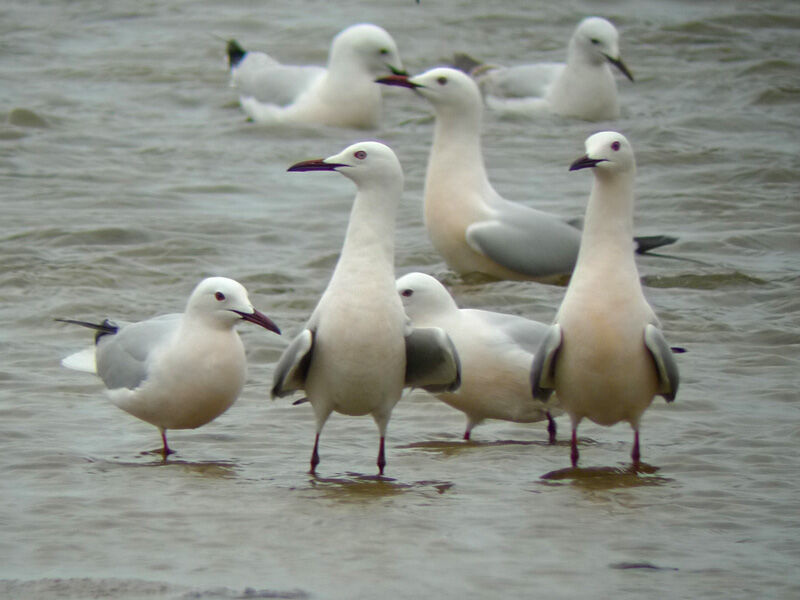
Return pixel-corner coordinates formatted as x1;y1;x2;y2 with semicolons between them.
227;24;405;129
397;272;560;442
272;141;460;475
458;17;633;121
530;132;679;468
58;277;281;457
377;67;673;282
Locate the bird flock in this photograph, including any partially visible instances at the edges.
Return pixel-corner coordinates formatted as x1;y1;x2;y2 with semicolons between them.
59;17;681;477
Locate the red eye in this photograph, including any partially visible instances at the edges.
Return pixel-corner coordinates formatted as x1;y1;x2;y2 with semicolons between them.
215;292;225;301
354;150;367;160
611;141;621;151
401;289;413;297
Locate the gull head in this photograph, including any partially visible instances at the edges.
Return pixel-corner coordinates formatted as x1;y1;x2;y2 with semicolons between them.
330;23;405;78
288;140;403;189
569;131;635;174
396;272;458;322
376;67;483;115
573;17;633;81
186;277;281;334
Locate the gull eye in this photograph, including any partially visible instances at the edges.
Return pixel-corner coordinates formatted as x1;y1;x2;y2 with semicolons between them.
379;48;389;55
401;289;413;297
611;141;621;151
215;292;226;301
436;76;448;86
590;38;601;45
354;150;367;160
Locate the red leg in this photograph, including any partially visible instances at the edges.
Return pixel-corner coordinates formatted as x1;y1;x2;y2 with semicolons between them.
632;430;641;467
160;430;175;458
570;427;579;468
463;429;471;441
546;412;557;445
377;436;386;475
310;433;320;474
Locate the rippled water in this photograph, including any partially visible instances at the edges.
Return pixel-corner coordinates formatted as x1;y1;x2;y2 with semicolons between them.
1;0;799;598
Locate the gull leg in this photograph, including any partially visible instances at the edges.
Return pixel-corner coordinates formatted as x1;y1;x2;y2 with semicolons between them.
310;433;320;474
160;429;175;458
632;430;641;467
570;427;579;468
377;437;386;475
546;412;557;445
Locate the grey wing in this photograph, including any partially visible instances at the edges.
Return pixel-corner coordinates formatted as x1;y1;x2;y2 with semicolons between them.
479;63;563;99
466;205;581;279
405;327;461;393
644;324;679;402
238;62;324;106
530;324;562;403
469;309;550;354
95;314;180;390
271;329;315;399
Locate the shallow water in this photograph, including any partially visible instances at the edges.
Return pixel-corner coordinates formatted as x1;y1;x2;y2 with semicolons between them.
1;0;799;598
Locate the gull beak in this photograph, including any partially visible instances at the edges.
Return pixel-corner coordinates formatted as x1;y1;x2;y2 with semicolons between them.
605;55;634;82
235;309;281;335
287;158;348;172
375;74;422;89
569;155;607;171
388;65;408;76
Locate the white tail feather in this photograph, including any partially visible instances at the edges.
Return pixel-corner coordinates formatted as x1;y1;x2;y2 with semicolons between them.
61;347;97;374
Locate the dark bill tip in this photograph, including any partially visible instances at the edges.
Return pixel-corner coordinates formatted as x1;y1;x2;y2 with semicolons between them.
287;158;346;173
569;155;607;171
375;74;421;89
235;309;281;335
606;55;634;82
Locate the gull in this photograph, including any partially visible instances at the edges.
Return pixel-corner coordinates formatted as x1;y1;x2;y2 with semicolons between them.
226;23;405;129
457;17;633;121
530;131;679;468
397;272;560;442
376;67;673;282
272;141;460;476
57;277;281;457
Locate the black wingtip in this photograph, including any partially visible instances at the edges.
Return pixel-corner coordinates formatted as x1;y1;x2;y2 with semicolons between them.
634;235;679;254
55;317;118;343
227;39;246;69
451;52;483;74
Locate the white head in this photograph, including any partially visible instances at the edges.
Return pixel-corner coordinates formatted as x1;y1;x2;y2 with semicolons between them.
377;66;483;119
396;272;458;322
185;277;281;334
569;131;636;177
288;140;403;191
571;17;633;81
328;23;404;78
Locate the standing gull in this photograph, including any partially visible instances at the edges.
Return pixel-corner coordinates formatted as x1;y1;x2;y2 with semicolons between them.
272;141;460;475
397;272;560;442
58;277;281;457
377;67;673;282
227;24;405;129
530;132;679;468
457;17;633;121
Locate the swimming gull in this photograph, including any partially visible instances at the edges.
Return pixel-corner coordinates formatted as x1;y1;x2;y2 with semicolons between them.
397;272;560;442
227;23;405;129
58;277;281;457
530;131;679;468
457;17;633;121
272;141;460;475
377;67;673;282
